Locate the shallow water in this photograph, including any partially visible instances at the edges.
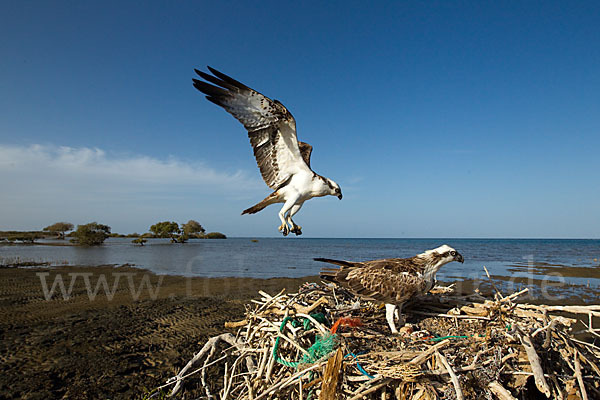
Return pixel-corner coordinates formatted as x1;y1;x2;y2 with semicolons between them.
2;237;598;280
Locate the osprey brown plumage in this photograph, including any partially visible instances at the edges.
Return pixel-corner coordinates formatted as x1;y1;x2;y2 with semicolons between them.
317;245;464;334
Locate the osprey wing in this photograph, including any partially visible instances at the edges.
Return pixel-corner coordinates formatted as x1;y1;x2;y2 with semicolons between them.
297;141;313;168
317;257;427;304
193;67;311;190
345;265;427;304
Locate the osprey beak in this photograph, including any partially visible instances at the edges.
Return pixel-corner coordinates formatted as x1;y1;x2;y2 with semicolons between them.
455;252;464;263
337;194;343;200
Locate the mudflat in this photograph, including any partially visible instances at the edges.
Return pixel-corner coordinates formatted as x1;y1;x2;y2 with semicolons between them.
0;265;318;399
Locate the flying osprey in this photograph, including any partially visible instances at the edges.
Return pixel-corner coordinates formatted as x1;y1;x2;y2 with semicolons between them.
192;67;342;236
317;245;464;334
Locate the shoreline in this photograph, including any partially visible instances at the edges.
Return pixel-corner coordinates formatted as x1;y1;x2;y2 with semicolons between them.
0;264;319;399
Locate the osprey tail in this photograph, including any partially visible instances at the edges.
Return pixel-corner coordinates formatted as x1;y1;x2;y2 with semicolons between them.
315;258;355;282
242;192;280;215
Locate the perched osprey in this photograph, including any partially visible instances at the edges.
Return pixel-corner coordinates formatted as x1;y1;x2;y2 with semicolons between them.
192;67;342;236
317;245;464;334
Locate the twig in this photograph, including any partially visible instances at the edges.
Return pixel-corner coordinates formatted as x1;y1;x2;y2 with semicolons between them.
488;380;517;400
409;339;451;365
483;265;505;300
410;310;490;320
574;349;589;400
347;379;392;400
253;362;324;400
519;332;552;397
436;351;464;400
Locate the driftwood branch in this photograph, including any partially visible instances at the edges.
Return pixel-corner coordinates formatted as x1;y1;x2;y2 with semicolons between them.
437;351;464;400
519;332;552;398
488;380;517;400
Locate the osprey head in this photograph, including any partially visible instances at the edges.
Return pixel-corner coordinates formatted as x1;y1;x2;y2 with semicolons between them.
425;244;464;264
326;178;343;200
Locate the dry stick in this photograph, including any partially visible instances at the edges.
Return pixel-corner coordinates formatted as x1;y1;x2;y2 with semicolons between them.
245;376;254;400
548;375;565;400
349;376;382;397
169;333;240;396
253;362;324;400
500;288;529;303
256;348;268;379
296;312;329;334
321;348;344;400
256;316;311;357
571;338;600;352
577;350;600;377
436;351;464;400
579;320;600;340
488;380;517;400
409;339;451;365
222;354;244;400
264;338;277;382
410;310;490;320
574;349;589;400
294;296;329;314
225;319;249;328
152;352;229;396
256;289;286;313
532;319;557;338
346;379;392;400
519;333;552;397
517;304;600;316
201;344;217;399
483;265;505;300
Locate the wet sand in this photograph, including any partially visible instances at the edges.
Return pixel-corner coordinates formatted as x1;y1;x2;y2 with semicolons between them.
0;265;319;399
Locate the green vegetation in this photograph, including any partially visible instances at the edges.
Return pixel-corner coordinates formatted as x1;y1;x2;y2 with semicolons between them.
0;231;45;243
182;220;205;238
132;238;147;246
205;232;227;239
70;222;111;246
2;219;225;246
149;221;181;242
148;220;215;243
42;222;74;239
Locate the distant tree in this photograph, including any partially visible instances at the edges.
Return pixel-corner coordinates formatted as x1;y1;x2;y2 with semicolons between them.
149;221;180;242
70;222;111;246
132;238;147;246
182;220;206;238
205;232;227;239
43;222;74;239
0;231;45;243
175;233;189;243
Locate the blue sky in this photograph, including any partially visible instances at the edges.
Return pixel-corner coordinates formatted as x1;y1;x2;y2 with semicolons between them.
1;1;598;238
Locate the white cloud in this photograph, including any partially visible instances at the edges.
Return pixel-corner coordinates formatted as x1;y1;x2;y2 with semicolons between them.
0;144;263;231
0;144;257;188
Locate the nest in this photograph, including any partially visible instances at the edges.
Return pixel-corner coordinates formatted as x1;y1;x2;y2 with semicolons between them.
157;279;600;399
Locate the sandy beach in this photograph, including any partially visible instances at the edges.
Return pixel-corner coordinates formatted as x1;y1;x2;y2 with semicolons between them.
0;265;319;399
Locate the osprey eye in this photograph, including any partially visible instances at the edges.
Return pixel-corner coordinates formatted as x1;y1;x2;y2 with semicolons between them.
451;251;456;256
